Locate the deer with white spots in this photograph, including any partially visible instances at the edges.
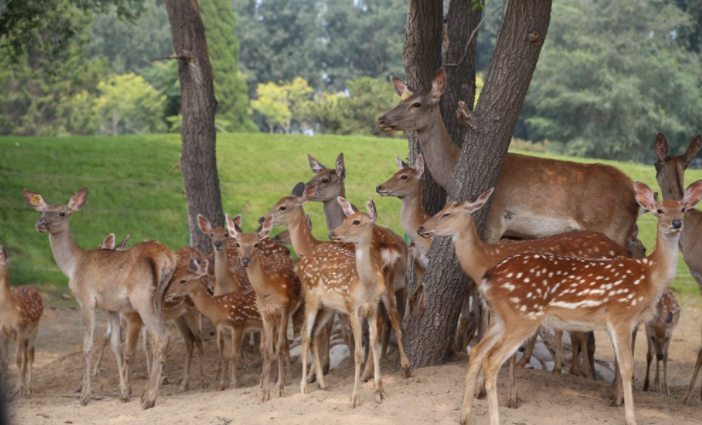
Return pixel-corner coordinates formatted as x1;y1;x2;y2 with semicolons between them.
166;251;263;391
418;188;632;407
643;289;680;395
0;247;43;398
305;153;409;366
459;180;702;425
23;187;176;409
226;214;301;401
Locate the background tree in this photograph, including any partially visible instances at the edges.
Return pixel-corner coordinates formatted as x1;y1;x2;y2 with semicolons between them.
251;77;313;133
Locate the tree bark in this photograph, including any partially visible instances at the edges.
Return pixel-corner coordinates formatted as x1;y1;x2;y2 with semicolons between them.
165;0;224;254
404;0;553;368
439;0;481;148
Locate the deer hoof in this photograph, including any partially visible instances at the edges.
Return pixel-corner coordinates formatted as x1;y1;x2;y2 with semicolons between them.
349;391;361;408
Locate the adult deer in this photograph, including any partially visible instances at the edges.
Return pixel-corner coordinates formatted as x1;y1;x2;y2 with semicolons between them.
0;247;43;398
376;68;639;245
166;253;263;391
227;214;301;401
459;180;702;425
306;153;409;368
418;188;632;407
23;187;175;409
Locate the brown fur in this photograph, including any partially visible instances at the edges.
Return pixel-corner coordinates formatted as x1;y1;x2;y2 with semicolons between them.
643;289;680;395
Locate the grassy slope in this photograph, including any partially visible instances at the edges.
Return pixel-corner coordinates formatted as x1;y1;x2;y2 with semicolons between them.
1;133;701;297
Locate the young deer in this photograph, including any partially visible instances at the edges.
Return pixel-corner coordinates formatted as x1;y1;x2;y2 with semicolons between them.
166;254;263;391
197;214;250;295
301;197;386;407
643;289;680;395
226;214;301;401
23;187;175;409
459;180;702;425
377;68;639;246
0;247;43;398
418;188;632;407
306;153;409;373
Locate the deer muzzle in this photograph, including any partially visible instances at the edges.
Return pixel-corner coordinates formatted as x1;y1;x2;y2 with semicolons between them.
35;219;49;232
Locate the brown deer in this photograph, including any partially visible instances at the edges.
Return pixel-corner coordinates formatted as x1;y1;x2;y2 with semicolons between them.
418;188;632;407
226;214;301;401
197;214;250;295
297;197;387;407
377;68;639;246
643;289;680;395
166;252;264;391
459;180;702;425
305;153;409;373
0;247;43;398
23;187;175;409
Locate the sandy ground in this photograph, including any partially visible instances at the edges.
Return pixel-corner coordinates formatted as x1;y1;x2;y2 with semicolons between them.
4;295;702;425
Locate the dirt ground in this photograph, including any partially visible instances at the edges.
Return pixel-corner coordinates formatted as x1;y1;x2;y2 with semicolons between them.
4;295;702;425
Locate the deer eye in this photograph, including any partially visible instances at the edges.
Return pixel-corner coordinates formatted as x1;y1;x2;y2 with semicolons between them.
59;212;66;217
442;213;450;219
254;243;259;248
657;209;663;214
682;208;687;213
352;220;361;225
235;242;240;248
412;103;421;108
180;279;186;284
400;175;408;180
279;206;287;211
321;178;329;183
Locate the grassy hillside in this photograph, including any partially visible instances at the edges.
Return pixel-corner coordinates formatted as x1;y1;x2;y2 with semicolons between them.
1;133;701;297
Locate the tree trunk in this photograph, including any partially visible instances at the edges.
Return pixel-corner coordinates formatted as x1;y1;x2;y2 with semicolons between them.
165;0;224;254
404;0;553;368
439;0;481;148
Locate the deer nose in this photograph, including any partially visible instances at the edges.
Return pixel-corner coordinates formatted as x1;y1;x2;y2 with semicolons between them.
672;219;682;229
417;226;424;234
656;354;665;361
258;216;265;225
241;257;250;267
377;116;386;126
35;219;48;228
375;185;383;193
214;241;222;248
328;232;335;240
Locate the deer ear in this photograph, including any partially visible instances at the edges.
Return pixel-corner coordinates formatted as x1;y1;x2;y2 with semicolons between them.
197;214;213;235
465;188;495;213
291;182;306;197
683;135;701;168
0;246;7;264
67;187;88;212
633;182;657;212
666;311;674;325
116;235;130;250
629;225;639;240
102;233;116;250
301;183;317;203
430;68;446;101
232;214;243;228
335;153;346;180
305;214;313;230
395;156;406;170
391;76;412;98
23;189;47;211
308;154;327;174
188;258;200;273
337;197;355;217
655;133;668;163
682;180;702;210
366;199;378;223
225;214;242;240
259;215;273;240
415;154;425;178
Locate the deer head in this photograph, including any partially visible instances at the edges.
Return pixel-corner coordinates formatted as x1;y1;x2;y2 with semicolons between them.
328;197;378;244
376;154;425;198
23;187;88;234
226;214;273;268
305;153;346;202
417;188;495;238
198;214;240;253
261;182;316;228
376;68;446;133
654;133;702;201
166;252;209;300
647;291;680;361
0;246;8;270
634;180;702;239
626;225;646;259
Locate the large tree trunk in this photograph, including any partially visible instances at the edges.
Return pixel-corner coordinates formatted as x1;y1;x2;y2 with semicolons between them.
439;0;481;148
404;0;553;368
165;0;224;254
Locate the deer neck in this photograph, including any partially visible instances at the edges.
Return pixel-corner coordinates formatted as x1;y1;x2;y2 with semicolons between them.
646;230;681;302
415;108;459;189
244;255;277;299
189;283;220;323
48;227;85;278
321;186;347;232
0;267;12;306
352;236;380;287
452;220;491;283
213;247;239;295
288;211;320;257
401;186;430;253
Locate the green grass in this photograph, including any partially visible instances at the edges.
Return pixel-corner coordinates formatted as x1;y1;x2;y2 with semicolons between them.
1;133;701;298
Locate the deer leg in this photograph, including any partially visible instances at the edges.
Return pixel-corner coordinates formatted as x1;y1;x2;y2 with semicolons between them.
368;306;386;404
173;317;194;392
214;327;223;381
218;330;231;391
382;290;410;376
137;306;169;410
580;332;594;380
348;310;364;408
460;321;502;425
15;337;26;398
183;309;205;389
553;329;563;374
300;296;319;395
79;303;96;406
123;317;142;397
644;327;652;392
93;322;111;378
570;331;582;377
610;325;636;425
107;312;129;402
142;327;151;376
683;345;702;404
312;308;335;390
361;309;381;382
517;333;537;368
507;353;518;409
276;312;289;398
663;342;670;395
587;331;597;380
261;319;275;402
455;294;472;354
26;332;36;396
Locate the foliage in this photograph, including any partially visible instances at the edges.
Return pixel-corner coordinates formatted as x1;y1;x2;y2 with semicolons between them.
95;73;166;135
251;77;313;133
524;0;702;161
199;0;255;132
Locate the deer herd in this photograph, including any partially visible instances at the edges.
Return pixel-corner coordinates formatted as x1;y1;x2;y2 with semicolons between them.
1;69;702;425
